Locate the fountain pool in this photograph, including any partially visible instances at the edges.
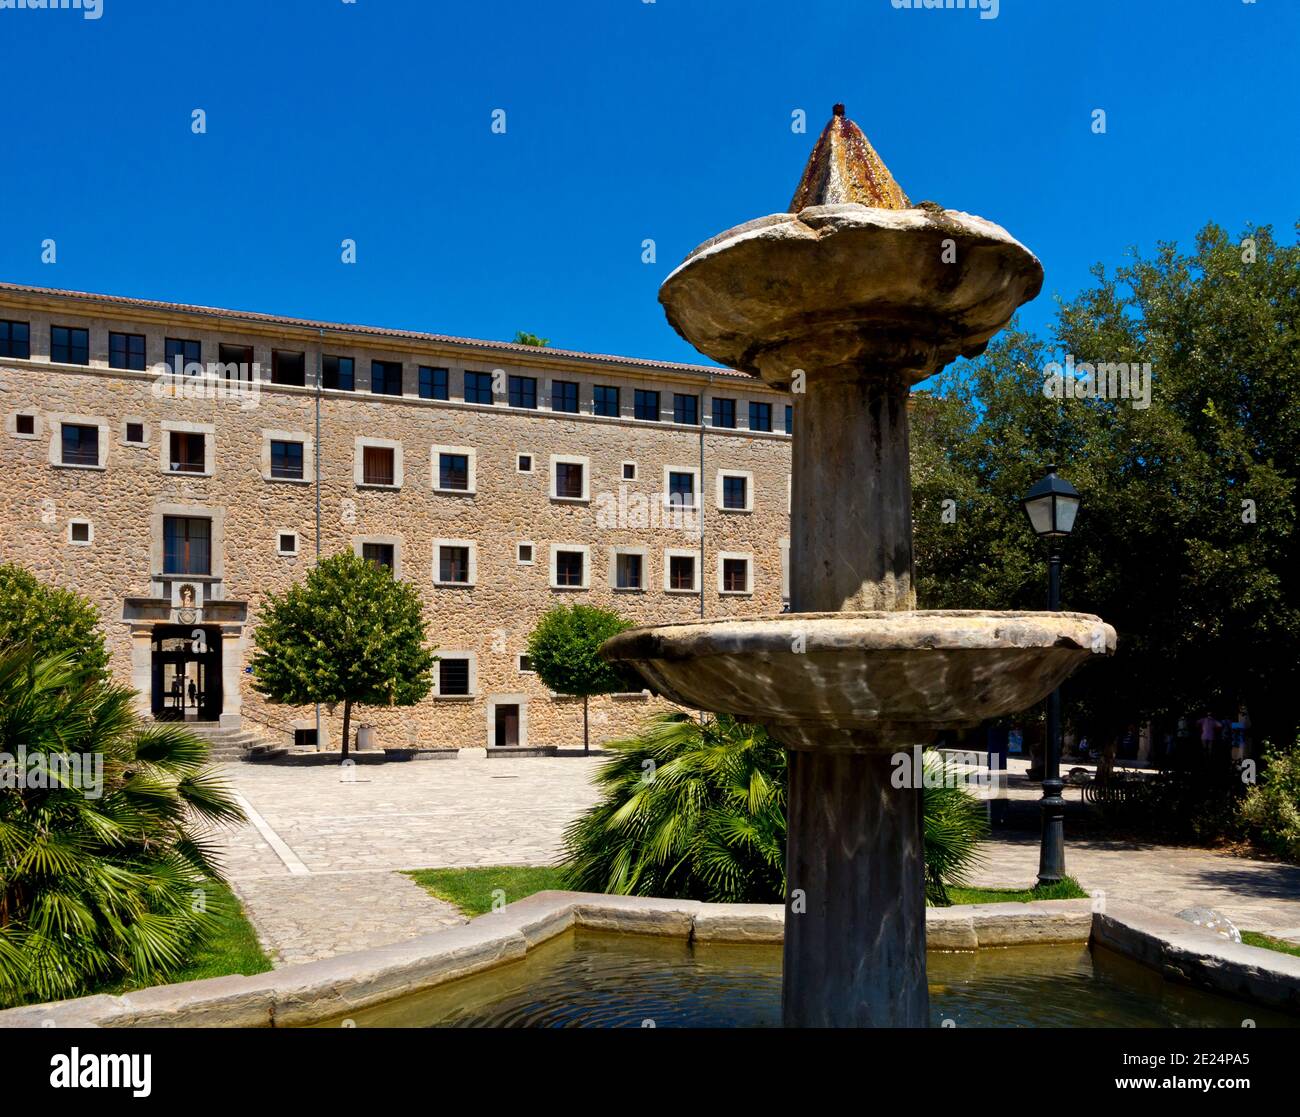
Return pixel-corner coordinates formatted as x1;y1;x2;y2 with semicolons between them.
317;928;1300;1029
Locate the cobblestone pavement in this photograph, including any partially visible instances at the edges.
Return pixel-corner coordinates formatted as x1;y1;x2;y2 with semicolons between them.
966;833;1300;941
213;753;1300;964
212;754;606;966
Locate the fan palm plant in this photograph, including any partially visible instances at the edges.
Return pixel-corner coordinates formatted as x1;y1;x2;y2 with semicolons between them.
561;712;987;906
0;646;245;1007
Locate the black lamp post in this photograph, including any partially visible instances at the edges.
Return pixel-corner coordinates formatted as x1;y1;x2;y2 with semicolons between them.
1020;465;1081;887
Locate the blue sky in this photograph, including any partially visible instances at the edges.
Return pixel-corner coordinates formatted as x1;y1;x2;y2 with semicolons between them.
0;0;1295;368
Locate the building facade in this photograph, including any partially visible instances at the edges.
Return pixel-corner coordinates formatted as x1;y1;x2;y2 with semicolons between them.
0;282;792;751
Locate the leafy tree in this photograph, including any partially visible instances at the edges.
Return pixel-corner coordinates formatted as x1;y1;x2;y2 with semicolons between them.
0;646;244;1006
526;604;635;753
512;331;549;347
912;221;1299;753
249;552;436;758
561;713;987;905
0;563;109;679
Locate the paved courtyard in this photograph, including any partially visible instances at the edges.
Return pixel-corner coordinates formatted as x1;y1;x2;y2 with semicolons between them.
214;754;1300;967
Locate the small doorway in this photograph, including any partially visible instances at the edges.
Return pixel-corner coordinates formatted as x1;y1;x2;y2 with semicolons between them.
151;625;222;722
493;703;520;748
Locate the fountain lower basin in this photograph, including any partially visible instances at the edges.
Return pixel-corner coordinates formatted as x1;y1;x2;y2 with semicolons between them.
602;610;1117;750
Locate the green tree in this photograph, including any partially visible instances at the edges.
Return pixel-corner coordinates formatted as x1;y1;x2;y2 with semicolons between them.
249;552;436;759
912;221;1299;752
0;646;244;1007
526;604;635;753
561;713;987;905
512;331;549;347
0;563;109;679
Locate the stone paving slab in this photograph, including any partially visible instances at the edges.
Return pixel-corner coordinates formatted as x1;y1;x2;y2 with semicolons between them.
229;870;467;968
209;754;1300;964
966;832;1300;939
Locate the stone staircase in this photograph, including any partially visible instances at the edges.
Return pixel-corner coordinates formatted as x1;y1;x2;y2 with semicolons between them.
169;721;287;762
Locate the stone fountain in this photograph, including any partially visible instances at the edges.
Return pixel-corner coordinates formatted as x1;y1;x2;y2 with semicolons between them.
603;106;1117;1027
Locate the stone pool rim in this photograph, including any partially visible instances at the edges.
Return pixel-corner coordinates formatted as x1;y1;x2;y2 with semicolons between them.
2;893;1297;1028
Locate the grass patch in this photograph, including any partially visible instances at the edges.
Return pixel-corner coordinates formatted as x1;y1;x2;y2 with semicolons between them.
406;865;570;917
94;880;271;996
1241;930;1300;959
945;877;1089;905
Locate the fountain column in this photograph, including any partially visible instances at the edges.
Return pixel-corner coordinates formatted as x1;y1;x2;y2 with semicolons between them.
784;749;926;1026
789;368;915;613
783;366;927;1026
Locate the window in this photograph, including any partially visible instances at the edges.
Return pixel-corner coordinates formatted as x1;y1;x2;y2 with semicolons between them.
518;655;534;674
277;532;299;556
371;360;403;396
634;389;660;421
51;326;90;366
667;553;697;592
508;375;537;409
165;337;201;374
219;343;255;384
0;320;30;359
419;366;448;400
272;350;306;386
622;461;637;481
109;332;146;371
60;423;99;466
517;542;534;564
615;552;643;590
362;542;395;570
69;520;92;544
673;393;699;425
464;370;494;404
438;544;471;584
438;453;469;491
517;453;533;473
270;439;304;480
552;380;579;413
749;401;772;432
712;397;736;428
168;431;206;474
16;414;35;435
363;445;395;486
294;728;318;748
439;657;471;696
667;470;696;509
323;354;354;391
785;404;794;434
124;421;144;444
553;459;586;500
718;471;752;512
554;549;586;588
593;385;619;417
721;556;751;594
163;516;211;575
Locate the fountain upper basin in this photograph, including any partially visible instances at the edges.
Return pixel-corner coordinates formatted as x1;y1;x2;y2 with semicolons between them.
602;610;1116;751
659;204;1044;387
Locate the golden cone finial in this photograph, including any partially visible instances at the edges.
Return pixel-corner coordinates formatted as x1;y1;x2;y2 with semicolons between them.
789;105;910;211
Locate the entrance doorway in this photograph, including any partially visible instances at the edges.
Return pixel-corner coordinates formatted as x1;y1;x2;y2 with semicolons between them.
151;625;222;722
493;703;520;748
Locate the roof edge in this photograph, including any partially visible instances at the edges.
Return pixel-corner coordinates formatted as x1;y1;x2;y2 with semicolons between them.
0;281;756;382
